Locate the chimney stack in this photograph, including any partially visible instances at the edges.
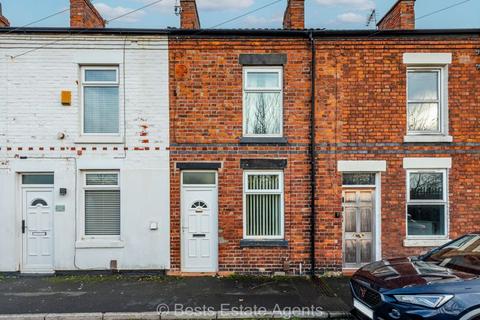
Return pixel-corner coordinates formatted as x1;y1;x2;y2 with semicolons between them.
0;3;10;27
70;0;105;28
283;0;305;30
377;0;415;30
180;0;200;29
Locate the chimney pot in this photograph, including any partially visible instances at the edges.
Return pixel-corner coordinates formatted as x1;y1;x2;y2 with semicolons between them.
70;0;105;28
283;0;304;30
0;3;10;27
180;0;200;29
377;0;415;30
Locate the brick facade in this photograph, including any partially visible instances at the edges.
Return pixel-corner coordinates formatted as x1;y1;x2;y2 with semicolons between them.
283;0;305;30
378;0;415;30
70;0;105;28
169;32;480;274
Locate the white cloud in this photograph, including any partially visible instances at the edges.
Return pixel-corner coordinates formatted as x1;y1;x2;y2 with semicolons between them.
198;0;254;10
315;0;375;10
242;14;283;27
336;12;365;24
95;3;146;23
133;0;253;12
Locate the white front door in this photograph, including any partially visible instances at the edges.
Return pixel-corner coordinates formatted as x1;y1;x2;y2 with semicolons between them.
181;172;218;272
22;188;54;273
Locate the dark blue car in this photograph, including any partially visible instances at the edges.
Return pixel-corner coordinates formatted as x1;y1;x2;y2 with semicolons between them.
350;233;480;320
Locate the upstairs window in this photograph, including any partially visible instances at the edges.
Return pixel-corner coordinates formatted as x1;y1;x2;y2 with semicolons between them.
81;67;119;135
407;68;444;134
243;67;283;137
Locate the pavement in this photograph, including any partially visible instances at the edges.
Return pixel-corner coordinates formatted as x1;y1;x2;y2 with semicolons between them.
0;274;353;319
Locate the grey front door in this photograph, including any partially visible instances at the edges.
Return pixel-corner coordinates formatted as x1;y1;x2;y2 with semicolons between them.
342;189;375;268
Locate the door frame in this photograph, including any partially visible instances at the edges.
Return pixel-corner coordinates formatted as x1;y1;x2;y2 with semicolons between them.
341;172;382;269
21;184;55;274
180;170;219;273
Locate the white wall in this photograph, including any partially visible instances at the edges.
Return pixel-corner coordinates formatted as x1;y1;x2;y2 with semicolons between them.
0;34;170;271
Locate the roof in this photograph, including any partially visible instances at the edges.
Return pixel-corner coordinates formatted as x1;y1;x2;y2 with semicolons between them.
0;27;479;38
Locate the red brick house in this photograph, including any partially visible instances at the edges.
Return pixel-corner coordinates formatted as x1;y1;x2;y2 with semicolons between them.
169;0;480;275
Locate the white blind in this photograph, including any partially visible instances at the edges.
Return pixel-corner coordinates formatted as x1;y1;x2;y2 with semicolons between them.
84;86;119;134
245;174;282;238
85;190;120;236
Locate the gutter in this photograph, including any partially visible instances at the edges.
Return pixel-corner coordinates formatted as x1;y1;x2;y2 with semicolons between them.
308;30;317;278
1;27;479;37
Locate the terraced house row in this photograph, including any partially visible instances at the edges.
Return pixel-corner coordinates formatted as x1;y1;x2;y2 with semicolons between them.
0;0;479;275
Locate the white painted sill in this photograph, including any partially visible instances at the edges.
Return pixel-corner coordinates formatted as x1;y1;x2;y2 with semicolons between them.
403;135;453;143
404;239;451;247
75;240;125;249
75;136;124;144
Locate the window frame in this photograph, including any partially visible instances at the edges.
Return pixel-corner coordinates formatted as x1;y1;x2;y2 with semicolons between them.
81;170;121;240
406;169;448;239
406;66;446;136
242;170;285;240
80;66;120;137
242;66;284;138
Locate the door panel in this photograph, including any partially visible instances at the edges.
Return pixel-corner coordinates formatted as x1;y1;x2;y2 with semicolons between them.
343;189;375;268
181;186;218;272
23;189;54;273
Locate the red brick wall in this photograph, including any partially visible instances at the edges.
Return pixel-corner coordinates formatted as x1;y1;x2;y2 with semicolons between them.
378;0;415;30
180;0;200;29
70;0;105;28
170;34;480;274
0;15;9;27
314;37;480;269
170;38;313;274
283;0;305;30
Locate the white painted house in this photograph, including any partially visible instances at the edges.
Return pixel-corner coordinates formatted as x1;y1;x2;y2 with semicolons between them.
0;24;170;271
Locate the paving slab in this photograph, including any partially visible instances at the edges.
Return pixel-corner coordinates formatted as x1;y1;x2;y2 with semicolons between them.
45;313;103;320
104;312;160;320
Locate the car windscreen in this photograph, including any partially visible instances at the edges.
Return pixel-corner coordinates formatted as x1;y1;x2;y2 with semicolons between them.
423;234;480;275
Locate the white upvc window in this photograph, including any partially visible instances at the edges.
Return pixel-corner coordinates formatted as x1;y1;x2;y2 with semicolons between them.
82;171;121;238
243;171;284;239
406;169;448;239
243;67;283;137
81;66;120;135
406;67;447;135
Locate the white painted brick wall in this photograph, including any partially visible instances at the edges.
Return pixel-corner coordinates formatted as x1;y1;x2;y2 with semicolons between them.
0;34;171;271
0;34;169;150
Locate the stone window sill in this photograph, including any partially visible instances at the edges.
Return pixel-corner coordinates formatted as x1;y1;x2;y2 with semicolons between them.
75;136;124;144
240;239;288;248
239;137;288;145
403;135;453;143
75;240;125;249
403;239;450;248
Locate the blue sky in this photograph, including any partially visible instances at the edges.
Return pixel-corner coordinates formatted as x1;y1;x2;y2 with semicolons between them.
2;0;479;30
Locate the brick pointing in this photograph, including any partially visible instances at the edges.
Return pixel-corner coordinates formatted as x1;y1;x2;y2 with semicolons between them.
170;34;480;274
283;0;305;30
180;0;200;29
378;0;415;30
70;0;105;28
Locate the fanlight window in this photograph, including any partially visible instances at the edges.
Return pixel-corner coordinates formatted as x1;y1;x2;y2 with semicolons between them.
191;201;208;210
31;199;48;207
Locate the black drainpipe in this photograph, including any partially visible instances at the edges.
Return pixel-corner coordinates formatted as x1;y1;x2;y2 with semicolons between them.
308;30;317;278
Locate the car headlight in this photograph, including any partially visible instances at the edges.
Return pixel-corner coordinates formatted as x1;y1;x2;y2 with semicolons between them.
394;294;454;308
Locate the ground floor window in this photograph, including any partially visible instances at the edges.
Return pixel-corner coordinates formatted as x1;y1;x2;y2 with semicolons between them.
83;171;121;236
407;170;447;237
243;171;284;239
